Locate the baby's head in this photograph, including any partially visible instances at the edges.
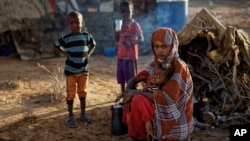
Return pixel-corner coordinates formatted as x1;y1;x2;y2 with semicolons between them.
151;61;174;85
119;0;134;21
157;61;174;79
67;11;85;34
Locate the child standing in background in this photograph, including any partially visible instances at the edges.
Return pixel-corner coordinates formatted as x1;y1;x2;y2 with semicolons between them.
54;11;96;128
114;0;144;102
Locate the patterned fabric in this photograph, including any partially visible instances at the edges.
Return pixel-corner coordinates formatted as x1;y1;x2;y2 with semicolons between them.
153;59;194;140
152;28;194;140
132;28;194;140
54;32;96;76
122;94;155;139
117;19;142;59
143;85;160;93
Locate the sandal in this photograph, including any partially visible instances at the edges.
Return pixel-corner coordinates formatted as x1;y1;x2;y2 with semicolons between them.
80;115;92;123
65;117;77;128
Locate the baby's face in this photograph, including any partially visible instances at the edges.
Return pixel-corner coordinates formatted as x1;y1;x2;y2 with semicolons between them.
151;66;167;85
67;16;83;34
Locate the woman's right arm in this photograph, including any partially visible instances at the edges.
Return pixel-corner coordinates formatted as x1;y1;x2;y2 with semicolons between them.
123;89;154;103
123;77;144;103
124;76;155;103
126;77;143;91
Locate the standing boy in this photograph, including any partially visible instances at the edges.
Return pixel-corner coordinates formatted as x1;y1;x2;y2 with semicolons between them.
115;0;144;102
54;11;96;128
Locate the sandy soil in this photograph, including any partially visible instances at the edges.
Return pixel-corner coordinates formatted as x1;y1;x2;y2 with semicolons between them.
0;0;250;141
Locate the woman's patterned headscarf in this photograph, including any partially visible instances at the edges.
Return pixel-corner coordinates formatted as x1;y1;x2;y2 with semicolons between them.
151;27;179;63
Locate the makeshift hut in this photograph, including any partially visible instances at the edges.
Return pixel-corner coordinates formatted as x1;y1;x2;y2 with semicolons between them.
178;8;250;127
0;0;156;60
0;0;64;60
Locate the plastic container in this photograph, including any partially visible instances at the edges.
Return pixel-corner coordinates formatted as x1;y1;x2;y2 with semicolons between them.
111;104;128;135
104;47;116;57
156;0;188;32
115;19;123;32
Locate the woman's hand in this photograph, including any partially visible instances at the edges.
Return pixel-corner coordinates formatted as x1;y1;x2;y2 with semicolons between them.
145;120;153;137
123;90;138;103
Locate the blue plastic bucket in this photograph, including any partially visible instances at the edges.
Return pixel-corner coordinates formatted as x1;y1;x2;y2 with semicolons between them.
156;0;188;32
104;47;116;57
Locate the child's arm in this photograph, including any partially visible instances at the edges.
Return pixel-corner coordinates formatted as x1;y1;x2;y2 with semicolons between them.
133;32;144;44
88;45;96;56
123;89;154;103
131;22;144;45
124;32;144;46
54;38;67;57
87;34;96;57
54;47;67;55
114;31;120;43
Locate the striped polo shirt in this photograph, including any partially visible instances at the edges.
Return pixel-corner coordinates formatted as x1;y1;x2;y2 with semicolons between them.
54;32;96;76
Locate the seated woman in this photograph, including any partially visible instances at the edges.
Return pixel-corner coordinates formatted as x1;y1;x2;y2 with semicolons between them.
123;27;194;141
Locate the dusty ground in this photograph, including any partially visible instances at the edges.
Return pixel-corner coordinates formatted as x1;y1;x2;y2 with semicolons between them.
1;0;250;141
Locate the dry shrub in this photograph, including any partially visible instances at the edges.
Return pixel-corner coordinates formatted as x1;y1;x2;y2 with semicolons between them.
37;63;65;101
